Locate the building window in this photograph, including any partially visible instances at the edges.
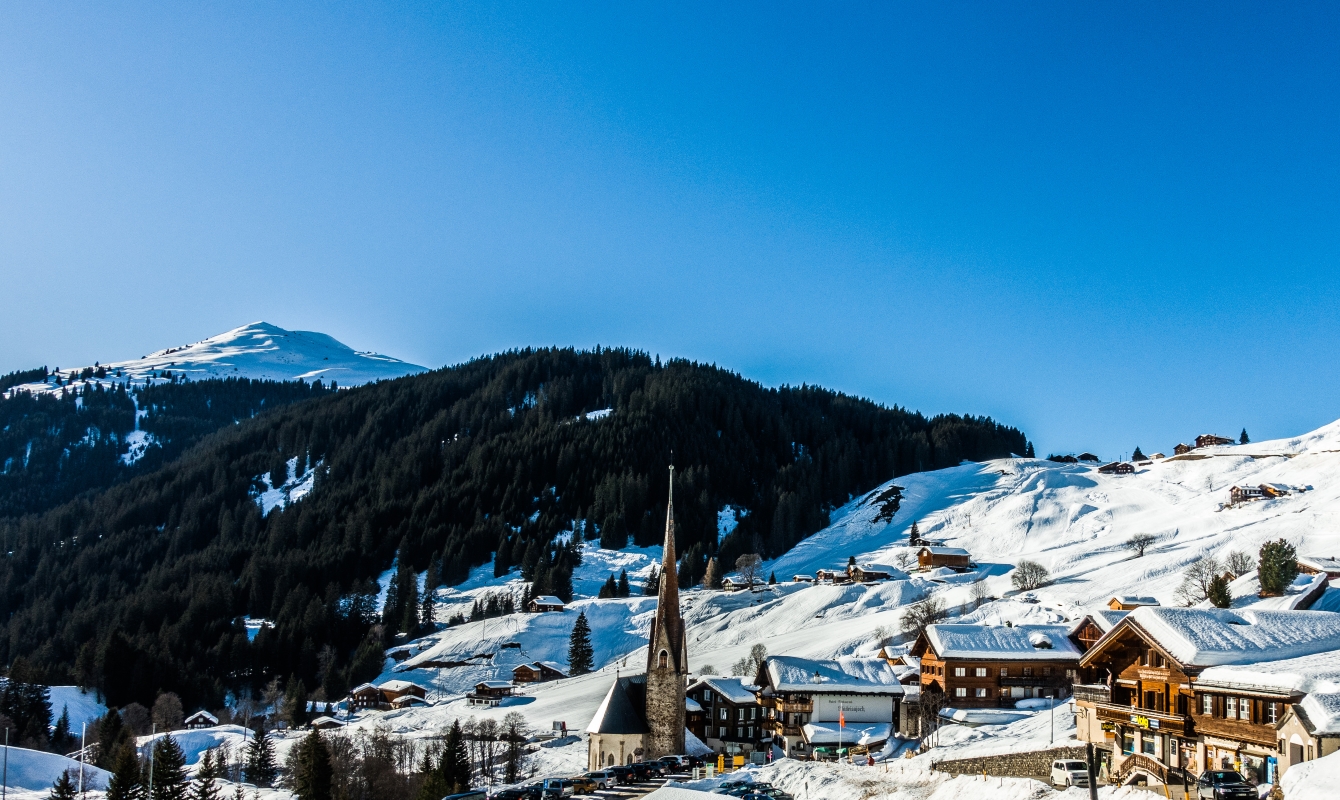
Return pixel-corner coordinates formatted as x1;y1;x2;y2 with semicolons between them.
720;709;728;720
1239;698;1250;721
1022;667;1033;677
1143;736;1156;755
718;727;726;738
1227;697;1237;718
1066;669;1078;680
737;727;743;738
955;667;966;677
956;688;967;697
659;650;668;668
1042;667;1052;676
748;726;754;738
738;708;745;720
1203;695;1213;716
1267;703;1278;724
704;690;712;701
750;707;757;719
1000;668;1009;677
975;667;987;677
1121;731;1135;754
976;688;988;698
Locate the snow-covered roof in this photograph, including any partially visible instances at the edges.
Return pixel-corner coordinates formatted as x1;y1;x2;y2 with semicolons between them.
689;676;759;705
531;595;565;606
923;624;1082;661
1070;610;1128;636
1123;607;1340;668
762;656;904;696
1301;556;1340;573
1299;692;1340;735
184;710;218;724
685;697;703;713
853;563;899;573
536;660;567;674
1195;648;1340;695
802;721;892;746
377;679;418;693
1111;595;1159;607
476;680;513;690
920;547;970;557
586;677;648;735
350;683;379;694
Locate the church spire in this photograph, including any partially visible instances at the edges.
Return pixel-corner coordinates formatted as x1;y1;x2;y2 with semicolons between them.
659;465;680;609
643;462;687;758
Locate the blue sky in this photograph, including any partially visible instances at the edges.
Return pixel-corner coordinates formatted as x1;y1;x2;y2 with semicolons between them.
1;2;1337;457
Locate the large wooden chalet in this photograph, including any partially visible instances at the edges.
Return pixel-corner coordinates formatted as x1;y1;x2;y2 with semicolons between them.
753;656;903;760
913;624;1083;708
1073;606;1340;788
917;547;971;572
686;676;766;756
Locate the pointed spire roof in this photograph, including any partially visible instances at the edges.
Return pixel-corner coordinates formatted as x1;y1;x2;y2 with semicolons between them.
660;465;680;608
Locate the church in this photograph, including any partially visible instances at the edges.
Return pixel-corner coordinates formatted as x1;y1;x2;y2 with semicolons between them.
586;466;689;769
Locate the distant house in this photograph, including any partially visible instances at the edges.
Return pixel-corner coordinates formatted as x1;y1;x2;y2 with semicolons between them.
1048;454;1079;464
1174;443;1192;455
1196;434;1235;448
1261;483;1292;498
528;596;566;613
1078;453;1100;463
310;716;344;730
1108;595;1159;611
721;575;760;592
184;710;218;730
1299;556;1340;580
1068;610;1128;653
351;683;386;710
1098;462;1135;475
1230;485;1267;505
814;569;852;584
1150;452;1166;460
378;680;426;704
791;574;815;583
848;564;897;583
467;680;515;707
512;661;568;684
917;546;972;572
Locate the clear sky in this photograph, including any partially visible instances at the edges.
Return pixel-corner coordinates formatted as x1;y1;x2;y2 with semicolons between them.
1;2;1337;457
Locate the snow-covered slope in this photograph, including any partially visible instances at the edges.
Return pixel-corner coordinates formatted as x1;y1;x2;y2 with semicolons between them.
7;321;426;395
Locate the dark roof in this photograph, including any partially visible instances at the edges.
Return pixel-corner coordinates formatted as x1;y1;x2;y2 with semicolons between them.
586;676;648;735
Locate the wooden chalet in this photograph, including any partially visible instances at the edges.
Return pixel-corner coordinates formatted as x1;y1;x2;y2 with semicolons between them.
848;564;896;583
1173;443;1192;456
1108;595;1159;611
528;595;566;613
1070;611;1128;653
184;710;218;730
351;683;387;710
1230;485;1267;505
917;546;971;572
512;661;568;684
791;574;815;583
467;680;516;707
1073;606;1340;788
814;569;852;584
1196;434;1235;448
912;624;1082;708
310;716;344;730
1098;462;1135;475
753;656;902;760
1049;454;1079;463
1078;453;1100;463
1299;556;1340;580
721;575;760;592
686;676;766;756
378;680;426;703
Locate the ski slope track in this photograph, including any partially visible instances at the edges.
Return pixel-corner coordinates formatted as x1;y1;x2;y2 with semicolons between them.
6;321;426;395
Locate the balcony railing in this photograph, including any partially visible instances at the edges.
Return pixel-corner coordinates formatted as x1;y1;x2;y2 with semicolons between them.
1072;684;1112;704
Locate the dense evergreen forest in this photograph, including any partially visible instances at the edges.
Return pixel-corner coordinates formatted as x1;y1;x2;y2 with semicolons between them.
0;348;1027;710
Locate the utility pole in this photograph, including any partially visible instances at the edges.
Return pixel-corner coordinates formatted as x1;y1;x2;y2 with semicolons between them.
1085;742;1099;800
149;724;156;798
79;722;86;799
3;726;8;800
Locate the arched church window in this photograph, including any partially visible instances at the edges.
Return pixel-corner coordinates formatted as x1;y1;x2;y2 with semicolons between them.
659;650;669;668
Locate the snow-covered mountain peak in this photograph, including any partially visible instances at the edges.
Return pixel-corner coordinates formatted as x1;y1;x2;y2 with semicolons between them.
7;321;428;395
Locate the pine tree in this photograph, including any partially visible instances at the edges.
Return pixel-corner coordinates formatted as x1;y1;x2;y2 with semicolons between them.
1207;574;1233;608
151;734;189;800
908;521;921;546
52;704;73;753
503;714;524;783
96;709;127;770
48;769;78;800
1258;539;1299;596
1132;446;1146;461
441;719;471;792
598;575;616;599
567;611;594;675
1240;428;1250;445
644;564;660;596
414;752;449;800
106;741;144;800
617;569;630;597
191;750;221;800
1025;442;1036;458
243;732;277;788
768;572;777;585
399;561;420;636
290;730;332;800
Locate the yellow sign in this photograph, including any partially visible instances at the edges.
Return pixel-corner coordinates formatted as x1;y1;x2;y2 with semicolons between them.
733;756;744;767
717;754;725;772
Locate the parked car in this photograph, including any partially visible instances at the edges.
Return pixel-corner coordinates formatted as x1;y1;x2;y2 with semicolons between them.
747;787;793;800
635;760;666;777
608;765;637;784
443;792;487;800
585;771;616;790
686;755;707;768
541;778;576;797
488;790;531;800
568;776;596;794
1196;771;1256;800
659;754;690;769
1049;759;1089;787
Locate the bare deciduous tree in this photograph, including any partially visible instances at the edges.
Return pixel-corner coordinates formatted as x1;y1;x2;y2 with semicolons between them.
1224;550;1254;578
970;579;991;609
1125;534;1158;558
735;554;763;588
1011;561;1050;591
900;595;947;641
1176;556;1222;606
731;643;768;677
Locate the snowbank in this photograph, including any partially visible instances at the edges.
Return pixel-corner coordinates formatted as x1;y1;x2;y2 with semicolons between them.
1281;749;1340;800
0;746;110;791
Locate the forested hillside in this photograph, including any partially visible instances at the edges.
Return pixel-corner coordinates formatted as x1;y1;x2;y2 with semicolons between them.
0;348;1027;709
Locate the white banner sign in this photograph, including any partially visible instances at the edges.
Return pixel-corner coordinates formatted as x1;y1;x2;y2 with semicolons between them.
812;694;894;724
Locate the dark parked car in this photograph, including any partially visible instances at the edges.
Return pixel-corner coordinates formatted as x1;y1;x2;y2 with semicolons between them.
635;760;667;777
628;762;655;780
1196;771;1256;800
488;790;531;800
686;755;707;768
608;766;637;784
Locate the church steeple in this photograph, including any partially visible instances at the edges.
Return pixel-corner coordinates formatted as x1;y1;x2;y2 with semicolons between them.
643;463;687;757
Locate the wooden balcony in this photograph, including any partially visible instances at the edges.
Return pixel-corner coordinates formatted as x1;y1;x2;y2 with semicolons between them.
1072;684;1111;704
1094;703;1190;736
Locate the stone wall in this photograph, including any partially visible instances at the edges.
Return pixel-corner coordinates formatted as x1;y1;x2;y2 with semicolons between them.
932;745;1089;779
